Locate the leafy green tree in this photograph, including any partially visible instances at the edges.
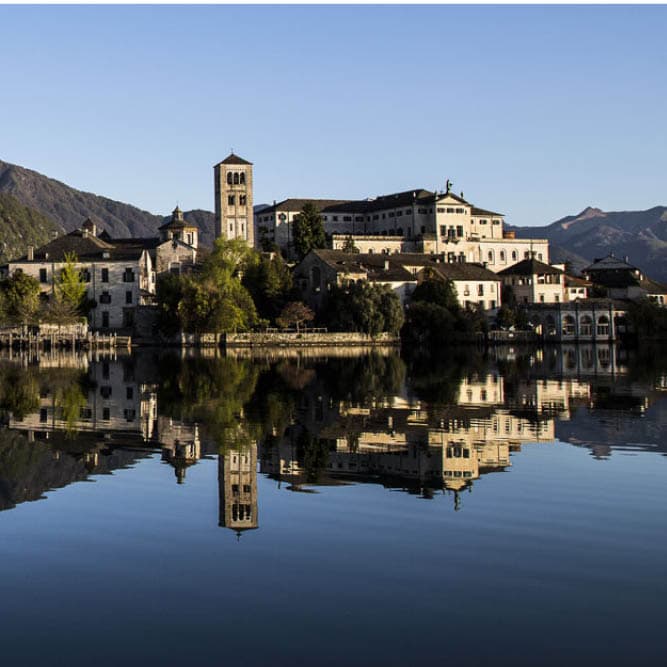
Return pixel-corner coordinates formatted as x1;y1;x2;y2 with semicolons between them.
293;202;326;260
276;301;315;331
57;252;87;312
411;277;459;311
1;270;40;325
242;253;294;323
324;282;404;336
156;272;184;336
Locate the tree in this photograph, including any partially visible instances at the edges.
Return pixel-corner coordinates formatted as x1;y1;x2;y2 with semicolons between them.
293;202;326;260
156;238;260;334
324;282;404;336
276;301;315;331
57;252;87;312
341;236;360;253
242;253;294;323
411;277;459;311
1;270;40;325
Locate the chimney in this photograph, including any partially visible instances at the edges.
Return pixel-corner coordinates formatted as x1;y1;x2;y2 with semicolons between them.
27;245;34;261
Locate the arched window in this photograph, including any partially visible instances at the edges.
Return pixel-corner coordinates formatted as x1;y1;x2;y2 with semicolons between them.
562;314;576;336
545;315;557;336
227;172;233;185
500;250;506;263
511;250;517;261
233;172;240;185
487;250;494;263
580;315;593;336
597;315;610;336
240;172;246;185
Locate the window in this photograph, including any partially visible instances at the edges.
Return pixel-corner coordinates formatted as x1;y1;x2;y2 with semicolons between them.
126;386;134;400
355;216;363;222
39;268;48;283
493;219;501;225
101;268;109;282
80;269;91;282
125;290;132;304
456;226;464;238
100;386;112;399
240;172;246;185
500;251;506;262
388;212;395;218
227;172;233;185
102;407;110;421
478;284;484;296
512;251;518;261
597;315;610;336
446;207;455;213
480;219;488;225
40;408;48;423
123;268;135;282
233;173;240;185
123;409;136;422
437;207;445;213
102;311;110;328
228;195;235;206
563;315;576;336
343;216;352;222
100;291;111;304
239;195;246;206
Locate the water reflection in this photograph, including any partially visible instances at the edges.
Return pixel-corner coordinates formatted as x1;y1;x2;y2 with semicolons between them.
1;343;667;525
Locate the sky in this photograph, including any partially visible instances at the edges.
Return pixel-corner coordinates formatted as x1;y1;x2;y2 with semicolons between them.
0;4;665;227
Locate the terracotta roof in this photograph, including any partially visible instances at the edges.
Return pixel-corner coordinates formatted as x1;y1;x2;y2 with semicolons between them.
215;153;252;166
497;258;564;277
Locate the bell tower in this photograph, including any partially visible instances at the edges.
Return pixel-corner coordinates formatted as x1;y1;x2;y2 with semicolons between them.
213;152;254;246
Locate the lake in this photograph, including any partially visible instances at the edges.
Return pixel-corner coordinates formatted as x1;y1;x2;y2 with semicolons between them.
1;344;666;666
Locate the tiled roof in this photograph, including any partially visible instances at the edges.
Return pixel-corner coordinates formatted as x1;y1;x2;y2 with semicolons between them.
497;258;564;277
259;199;351;216
639;277;667;295
13;230;147;263
565;274;592;287
584;254;638;272
471;206;503;217
215;153;252;166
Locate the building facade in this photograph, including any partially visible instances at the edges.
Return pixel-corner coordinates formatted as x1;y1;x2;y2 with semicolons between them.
214;153;254;246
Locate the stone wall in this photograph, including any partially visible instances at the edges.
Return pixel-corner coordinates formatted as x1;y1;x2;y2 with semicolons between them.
224;332;399;348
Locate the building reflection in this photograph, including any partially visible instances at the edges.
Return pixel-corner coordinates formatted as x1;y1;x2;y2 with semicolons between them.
0;344;666;523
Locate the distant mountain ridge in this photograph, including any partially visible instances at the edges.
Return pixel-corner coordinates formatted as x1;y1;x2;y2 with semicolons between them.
0;158;218;254
511;204;667;282
2;158;666;282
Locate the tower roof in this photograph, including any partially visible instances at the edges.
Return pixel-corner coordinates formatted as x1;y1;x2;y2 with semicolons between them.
215;152;253;166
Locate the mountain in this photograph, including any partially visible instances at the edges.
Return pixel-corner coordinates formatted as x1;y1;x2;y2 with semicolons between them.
0;158;218;254
0;193;60;262
511;205;667;282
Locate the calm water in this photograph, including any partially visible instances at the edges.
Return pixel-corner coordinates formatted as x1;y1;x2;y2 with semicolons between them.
1;345;666;666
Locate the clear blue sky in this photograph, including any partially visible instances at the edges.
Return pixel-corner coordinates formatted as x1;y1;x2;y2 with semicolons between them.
0;5;665;226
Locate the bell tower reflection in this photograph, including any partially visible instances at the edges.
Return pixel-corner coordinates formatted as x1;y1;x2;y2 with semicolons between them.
218;444;258;537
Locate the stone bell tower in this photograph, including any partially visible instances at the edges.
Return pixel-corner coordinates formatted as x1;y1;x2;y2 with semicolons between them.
213;152;254;246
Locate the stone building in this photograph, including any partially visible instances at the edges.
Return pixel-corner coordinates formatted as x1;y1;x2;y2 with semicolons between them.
214;153;254;246
255;181;549;271
583;254;667;304
293;249;503;312
497;257;565;304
